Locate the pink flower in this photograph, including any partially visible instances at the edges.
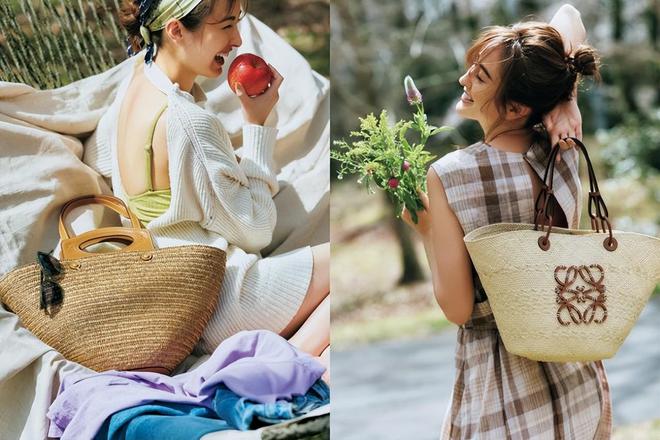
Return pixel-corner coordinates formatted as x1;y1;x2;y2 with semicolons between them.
404;75;422;105
388;178;399;189
402;160;411;171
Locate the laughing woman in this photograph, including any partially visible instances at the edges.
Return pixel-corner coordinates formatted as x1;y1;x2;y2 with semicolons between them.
79;0;329;371
403;4;610;439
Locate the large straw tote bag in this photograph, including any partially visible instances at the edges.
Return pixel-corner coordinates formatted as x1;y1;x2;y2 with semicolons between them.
0;194;226;374
464;139;660;362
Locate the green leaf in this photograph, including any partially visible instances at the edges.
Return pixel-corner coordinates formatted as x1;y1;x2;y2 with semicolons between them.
331;80;453;221
430;126;453;136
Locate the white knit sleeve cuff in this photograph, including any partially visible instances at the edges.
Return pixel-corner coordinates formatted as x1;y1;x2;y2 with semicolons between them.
241;125;278;169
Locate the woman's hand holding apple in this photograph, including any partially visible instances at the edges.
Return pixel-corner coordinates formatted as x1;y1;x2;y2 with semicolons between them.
228;54;283;126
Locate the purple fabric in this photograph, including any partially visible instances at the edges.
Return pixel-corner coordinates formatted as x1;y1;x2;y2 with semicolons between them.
47;330;325;440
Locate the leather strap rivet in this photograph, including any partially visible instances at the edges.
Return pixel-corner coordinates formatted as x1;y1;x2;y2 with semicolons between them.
538;236;550;251
603;237;618;252
67;262;81;270
140;253;154;261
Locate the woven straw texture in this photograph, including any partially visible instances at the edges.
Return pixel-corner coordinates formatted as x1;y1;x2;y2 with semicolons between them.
0;245;226;373
464;223;660;362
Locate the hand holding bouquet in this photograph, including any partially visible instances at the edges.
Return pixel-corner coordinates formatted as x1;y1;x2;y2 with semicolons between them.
332;76;451;223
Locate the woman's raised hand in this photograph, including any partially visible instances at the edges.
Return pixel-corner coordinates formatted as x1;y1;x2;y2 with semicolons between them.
543;98;582;164
235;64;284;126
402;191;431;237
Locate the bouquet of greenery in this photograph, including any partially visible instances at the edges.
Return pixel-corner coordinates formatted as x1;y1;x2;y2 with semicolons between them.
332;76;451;223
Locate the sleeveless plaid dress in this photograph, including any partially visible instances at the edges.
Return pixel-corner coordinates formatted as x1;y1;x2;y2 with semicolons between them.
430;140;612;439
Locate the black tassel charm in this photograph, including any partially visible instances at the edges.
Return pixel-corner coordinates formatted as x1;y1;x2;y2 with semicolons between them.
37;251;64;310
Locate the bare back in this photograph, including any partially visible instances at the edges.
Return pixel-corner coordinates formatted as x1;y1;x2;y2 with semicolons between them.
116;62;171;196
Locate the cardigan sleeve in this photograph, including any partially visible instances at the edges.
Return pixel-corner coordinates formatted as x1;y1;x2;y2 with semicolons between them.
174;108;278;253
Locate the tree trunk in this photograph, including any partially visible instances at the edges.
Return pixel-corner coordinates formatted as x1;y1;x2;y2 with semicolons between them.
647;0;658;49
612;0;623;42
390;204;425;284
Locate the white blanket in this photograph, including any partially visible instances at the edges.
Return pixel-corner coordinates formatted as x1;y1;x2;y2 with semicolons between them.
0;14;328;439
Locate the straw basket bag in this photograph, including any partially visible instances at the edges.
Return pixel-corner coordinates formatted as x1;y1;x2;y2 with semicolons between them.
0;194;226;374
464;139;660;362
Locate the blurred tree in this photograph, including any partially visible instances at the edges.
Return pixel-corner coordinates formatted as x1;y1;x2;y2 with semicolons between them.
612;0;623;41
599;112;660;178
646;0;658;49
332;0;434;283
250;0;329;76
332;0;659;163
391;210;425;283
332;0;660;289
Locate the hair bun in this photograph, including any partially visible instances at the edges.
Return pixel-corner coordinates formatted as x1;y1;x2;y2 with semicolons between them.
571;44;600;78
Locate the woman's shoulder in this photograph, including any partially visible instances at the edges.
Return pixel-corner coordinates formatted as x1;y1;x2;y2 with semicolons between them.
166;94;225;135
165;95;234;160
430;141;488;177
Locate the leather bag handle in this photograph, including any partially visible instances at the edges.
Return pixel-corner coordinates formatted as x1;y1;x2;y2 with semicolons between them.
533;138;617;252
58;194;155;260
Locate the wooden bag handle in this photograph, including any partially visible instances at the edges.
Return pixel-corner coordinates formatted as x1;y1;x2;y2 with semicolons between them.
58;194;155;260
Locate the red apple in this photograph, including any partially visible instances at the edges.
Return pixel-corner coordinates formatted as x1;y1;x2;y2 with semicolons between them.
227;54;274;97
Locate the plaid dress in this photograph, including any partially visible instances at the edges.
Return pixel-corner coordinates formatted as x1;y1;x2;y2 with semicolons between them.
430;140;612;439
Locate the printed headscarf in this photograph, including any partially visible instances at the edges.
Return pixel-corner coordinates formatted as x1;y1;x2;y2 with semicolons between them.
126;0;204;63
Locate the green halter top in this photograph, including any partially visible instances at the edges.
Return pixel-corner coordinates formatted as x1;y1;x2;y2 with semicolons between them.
125;103;171;226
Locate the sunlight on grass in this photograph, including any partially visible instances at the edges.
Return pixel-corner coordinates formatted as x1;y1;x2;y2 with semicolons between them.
331;236;402;307
330;177;389;236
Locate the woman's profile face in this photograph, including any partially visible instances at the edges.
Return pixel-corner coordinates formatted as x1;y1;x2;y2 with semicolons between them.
456;46;504;129
177;0;243;78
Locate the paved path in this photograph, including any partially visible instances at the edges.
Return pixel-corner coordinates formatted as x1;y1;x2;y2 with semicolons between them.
331;296;660;439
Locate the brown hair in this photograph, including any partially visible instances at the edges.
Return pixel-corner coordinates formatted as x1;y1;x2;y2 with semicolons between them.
119;0;248;56
466;22;600;128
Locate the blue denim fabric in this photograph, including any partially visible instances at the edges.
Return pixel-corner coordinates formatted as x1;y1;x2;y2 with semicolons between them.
94;380;330;440
214;380;330;430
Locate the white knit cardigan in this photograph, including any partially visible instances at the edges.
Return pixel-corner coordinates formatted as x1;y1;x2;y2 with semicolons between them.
80;53;312;349
87;55;279;253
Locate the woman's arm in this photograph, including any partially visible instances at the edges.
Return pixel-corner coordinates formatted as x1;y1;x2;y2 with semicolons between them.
544;4;588;153
208;123;279;252
175;108;278;254
404;169;474;325
550;4;587;55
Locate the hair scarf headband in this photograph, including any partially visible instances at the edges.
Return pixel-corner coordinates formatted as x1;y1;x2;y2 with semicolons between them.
126;0;204;63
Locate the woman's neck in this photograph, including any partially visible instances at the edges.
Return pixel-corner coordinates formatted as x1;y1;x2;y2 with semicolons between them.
153;50;196;94
482;120;534;154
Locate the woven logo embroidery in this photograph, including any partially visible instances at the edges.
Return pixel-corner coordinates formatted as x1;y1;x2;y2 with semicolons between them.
554;264;607;326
